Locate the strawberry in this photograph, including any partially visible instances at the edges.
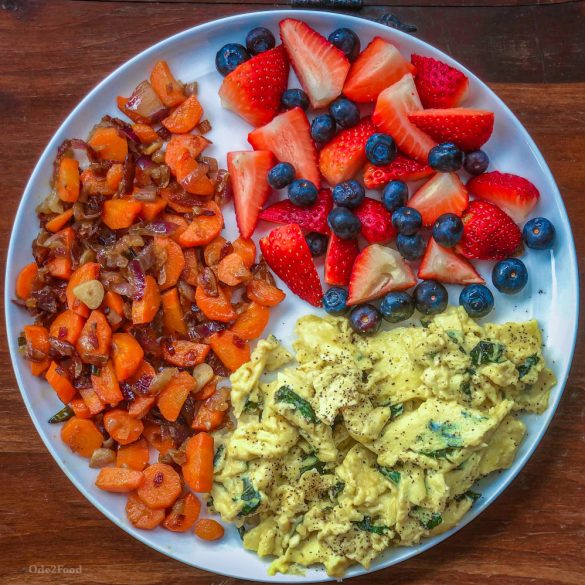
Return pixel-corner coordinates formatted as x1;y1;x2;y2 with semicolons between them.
319;117;376;186
363;154;434;189
467;171;540;223
259;188;332;234
418;238;484;285
259;223;323;306
279;18;350;109
456;200;522;260
227;150;275;238
248;107;320;187
411;54;469;109
347;244;417;305
408;172;468;227
373;74;436;163
408;108;494;152
325;233;359;286
218;45;289;127
354;198;396;243
343;37;415;103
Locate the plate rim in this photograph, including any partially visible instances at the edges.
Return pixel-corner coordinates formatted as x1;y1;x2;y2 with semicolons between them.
4;8;580;583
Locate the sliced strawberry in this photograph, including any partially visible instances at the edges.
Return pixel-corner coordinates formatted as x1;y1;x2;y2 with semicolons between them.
363;154;435;189
325;234;359;286
219;45;289;127
347;244;417;306
373;74;436;163
343;37;415;103
411;54;469;109
408;172;468;227
248;107;320;187
227;150;275;239
418;238;484;285
408;108;494;152
259;188;332;234
467;171;539;223
279;18;350;109
318;117;376;186
456;200;522;260
259;223;323;306
354;198;396;244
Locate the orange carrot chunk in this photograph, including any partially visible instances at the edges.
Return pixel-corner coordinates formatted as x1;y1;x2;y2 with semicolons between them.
69;397;92;419
102;199;142;230
181;248;200;286
57;158;80;203
131;275;161;325
154;236;185;290
246;279;286;307
126;492;165;530
232;237;256;269
46;227;74;280
76;310;112;364
165;134;210;175
24;324;50;376
175;154;215;196
106;163;124;192
46;208;74;233
66;262;101;318
232;302;270;340
46;361;77;403
132;123;159;145
61;417;103;457
195;284;236;323
15;262;39;300
88;127;128;162
161;288;187;335
137;463;182;509
139;197;167;221
192;403;225;432
96;467;145;493
111;332;144;381
163;493;202;532
157;371;196;422
79;386;105;416
142;422;174;455
103;409;144;445
209;330;250;372
49;309;85;345
162;340;210;368
162;95;203;134
194;518;224;541
117;437;150;471
150;60;186;108
217;252;251;287
91;359;123;405
182;432;214;493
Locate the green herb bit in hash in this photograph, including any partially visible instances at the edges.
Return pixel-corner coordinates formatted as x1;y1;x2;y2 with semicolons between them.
517;354;539;378
275;385;318;424
238;477;261;517
376;465;401;484
470;340;505;366
354;516;389;534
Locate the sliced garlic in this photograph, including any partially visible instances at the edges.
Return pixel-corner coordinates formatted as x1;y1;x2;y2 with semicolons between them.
193;363;214;391
73;279;105;310
89;447;116;468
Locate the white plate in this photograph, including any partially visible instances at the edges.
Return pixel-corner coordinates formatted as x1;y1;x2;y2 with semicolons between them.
4;9;579;583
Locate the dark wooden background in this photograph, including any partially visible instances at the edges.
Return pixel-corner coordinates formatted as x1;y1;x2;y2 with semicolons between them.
1;1;584;584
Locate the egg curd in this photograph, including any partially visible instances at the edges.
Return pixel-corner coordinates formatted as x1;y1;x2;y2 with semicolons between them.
209;306;556;577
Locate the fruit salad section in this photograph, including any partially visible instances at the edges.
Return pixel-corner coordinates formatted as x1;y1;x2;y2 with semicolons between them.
215;19;556;334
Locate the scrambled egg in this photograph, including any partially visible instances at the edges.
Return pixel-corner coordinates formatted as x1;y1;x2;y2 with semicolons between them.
210;307;555;577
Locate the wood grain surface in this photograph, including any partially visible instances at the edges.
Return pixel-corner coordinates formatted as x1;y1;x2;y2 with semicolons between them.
1;1;584;584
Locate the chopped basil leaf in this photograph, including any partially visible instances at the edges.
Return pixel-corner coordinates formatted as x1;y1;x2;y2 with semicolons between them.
446;330;464;345
470;340;505;366
376;465;401;485
354;516;389;534
419;447;459;460
411;507;443;530
238;477;261;517
517;354;539;378
420;319;431;328
390;403;404;418
300;454;327;476
275;385;318;424
213;444;225;470
330;481;345;499
461;380;472;397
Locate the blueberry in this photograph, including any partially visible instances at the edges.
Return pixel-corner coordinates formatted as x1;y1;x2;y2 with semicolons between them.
492;258;528;294
428;142;463;172
349;304;382;335
464;150;489;175
432;213;464;248
365;133;397;166
523;217;555;250
323;286;349;315
414;280;448;315
382;181;408;213
245;27;275;55
281;88;310;111
328;28;361;62
332;180;365;209
311;114;336;144
328;208;361;239
329;97;360;129
396;233;426;261
268;162;295;189
380;292;415;323
215;43;250;76
459;284;494;318
305;232;328;257
288;179;318;208
392;207;422;236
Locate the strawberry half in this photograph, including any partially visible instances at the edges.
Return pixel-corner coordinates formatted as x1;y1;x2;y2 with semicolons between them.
456;200;522;260
354;198;396;244
259;188;332;234
219;45;289;127
411;54;469;109
408;108;494;152
319;117;376;186
347;244;417;306
418;238;484;285
467;171;540;223
408;172;468;227
343;37;415;103
279;18;350;109
260;223;323;306
248;107;320;187
373;74;436;163
363;154;435;189
227;150;275;238
325;233;359;286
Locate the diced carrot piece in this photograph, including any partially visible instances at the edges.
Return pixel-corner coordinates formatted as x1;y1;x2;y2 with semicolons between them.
162;340;210;368
106;163;124;192
159;189;196;215
162;95;203;134
61;417;103;457
46;228;75;280
96;467;145;493
137;463;182;509
117;437;150;471
69;397;92;419
246;279;286;307
67;262;101;318
150;60;186;108
15;262;38;300
111;332;144;381
232;302;270;340
161;212;190;241
181;248;199;286
57;158;80;203
232;237;256;269
49;310;85;345
194;379;217;401
80;168;114;197
182;432;214;493
194;518;224;541
165;134;210;175
103;409;144;445
127;362;157;419
102;199;142;230
217;252;251;286
142;422;174;455
46;208;74;233
153;236;185;290
163;492;201;532
203;236;228;268
209;330;250;372
178;201;223;248
102;290;125;331
132;275;161;325
175;153;215;196
161;288;187;335
91;360;123;405
126;492;165;530
195;285;236;323
88;127;128;162
157;371;195;422
192;403;225;432
139;197;167;221
132;123;159;144
76;310;112;364
24;325;50;376
79;386;105;416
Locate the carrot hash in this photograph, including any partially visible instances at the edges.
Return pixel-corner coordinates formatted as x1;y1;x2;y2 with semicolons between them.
14;59;284;541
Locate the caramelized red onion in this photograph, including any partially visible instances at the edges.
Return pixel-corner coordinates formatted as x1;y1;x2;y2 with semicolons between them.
125;81;168;124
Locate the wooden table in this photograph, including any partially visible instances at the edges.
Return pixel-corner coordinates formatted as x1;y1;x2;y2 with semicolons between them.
1;1;583;584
